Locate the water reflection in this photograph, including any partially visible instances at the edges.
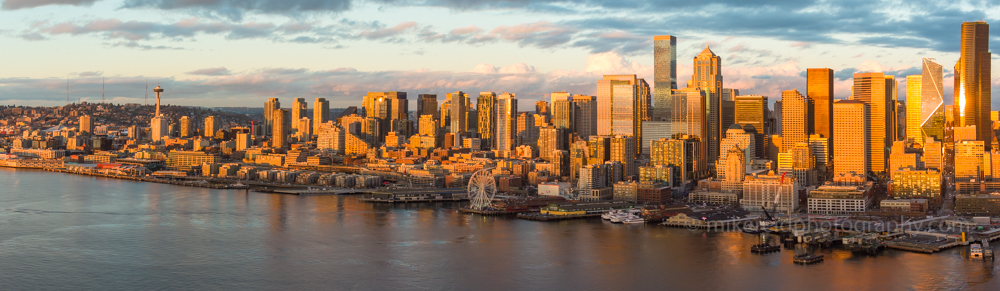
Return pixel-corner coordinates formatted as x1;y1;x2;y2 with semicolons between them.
0;168;999;290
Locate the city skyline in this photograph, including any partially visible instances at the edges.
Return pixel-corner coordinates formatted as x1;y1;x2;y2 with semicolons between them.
0;1;999;108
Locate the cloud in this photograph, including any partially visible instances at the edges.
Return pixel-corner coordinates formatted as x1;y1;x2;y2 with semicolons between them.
119;0;353;21
78;71;103;77
187;67;231;76
1;0;97;10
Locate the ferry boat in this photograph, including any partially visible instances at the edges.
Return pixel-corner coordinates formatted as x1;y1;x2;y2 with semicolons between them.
793;254;824;264
971;243;984;260
622;215;646;224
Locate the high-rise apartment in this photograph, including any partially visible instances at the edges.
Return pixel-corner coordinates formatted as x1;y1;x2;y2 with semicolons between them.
551;92;574;133
833;100;869;176
272;108;289;148
477;92;496;149
291;98;306;131
496;93;518;155
264;98;280;135
781;89;808;151
955;21;992;150
535;100;550;116
853;72;890;173
79;115;92;134
610;135;637;180
691;46;723;162
179;116;192;137
313;98;329;135
204;115;217;138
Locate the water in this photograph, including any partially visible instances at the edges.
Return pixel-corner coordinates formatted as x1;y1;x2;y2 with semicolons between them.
0;168;998;290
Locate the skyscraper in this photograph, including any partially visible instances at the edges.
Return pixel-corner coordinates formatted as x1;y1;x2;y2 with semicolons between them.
720;88;738;135
292;98;306;132
781;89;808;151
920;58;945;141
272;108;289;148
449;91;469;136
691;46;723;162
905;75;923;142
954;21;992;150
264;98;280;135
550;92;574;133
672;87;708;157
653;35;676;121
610;135;637;180
496;93;518;155
477;92;496;149
807;68;834;159
734;95;768;158
834;100;869;176
79;115;92;134
204;115;217;138
596;74;649;157
853;72;890;173
516;112;538;150
313;98;329;135
535;100;550;116
886;75;899;144
572;95;597;139
179;116;192;137
417;94;437;118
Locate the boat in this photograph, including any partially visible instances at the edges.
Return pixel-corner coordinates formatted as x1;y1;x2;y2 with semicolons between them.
750;243;781;253
623;215;646;224
793;254;824;264
971;243;984;260
609;213;628;223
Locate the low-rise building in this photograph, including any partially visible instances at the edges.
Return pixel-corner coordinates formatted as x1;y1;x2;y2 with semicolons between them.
807;182;874;215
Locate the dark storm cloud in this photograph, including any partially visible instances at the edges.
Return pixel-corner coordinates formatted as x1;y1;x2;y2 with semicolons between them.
1;0;98;10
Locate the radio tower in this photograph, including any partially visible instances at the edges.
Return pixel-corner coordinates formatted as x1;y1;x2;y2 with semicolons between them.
154;85;164;117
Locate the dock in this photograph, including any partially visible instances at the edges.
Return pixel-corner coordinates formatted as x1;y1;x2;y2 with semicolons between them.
516;212;602;221
359;188;468;203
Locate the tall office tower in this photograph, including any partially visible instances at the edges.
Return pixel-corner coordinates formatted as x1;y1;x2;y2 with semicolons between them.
853;72;890;173
418;115;437;136
313;98;329;135
596;75;649;157
390;92;408;121
79;115;92;134
955;21;992;150
179;116;192;137
897;101;906;141
720;88;739;136
291;98;306;131
610;135;637;180
298;117;312;142
264;98;279;134
920;58;946;141
477;92;497;148
204;116;217;138
440;98;451;129
833;100;869;176
905;75;923;142
653;35;678;122
734;95;768;158
551;92;575;133
807;68;834;159
535;100;550;116
572;95;597;139
886;75;899;144
781;89;809;151
691;46;723;162
539;126;566;161
417;94;437;118
672;87;709;157
650;136;705;184
272;108;289;148
588;136;612;165
637;79;651;123
808;135;829;177
955;140;986;181
517;112;538;149
449;91;469;136
773;101;782;134
496;93;518;154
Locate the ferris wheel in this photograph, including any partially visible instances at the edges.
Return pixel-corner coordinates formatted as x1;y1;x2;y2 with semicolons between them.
468;168;498;210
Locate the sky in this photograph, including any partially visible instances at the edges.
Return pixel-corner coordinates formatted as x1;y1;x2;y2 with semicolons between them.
0;0;999;109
